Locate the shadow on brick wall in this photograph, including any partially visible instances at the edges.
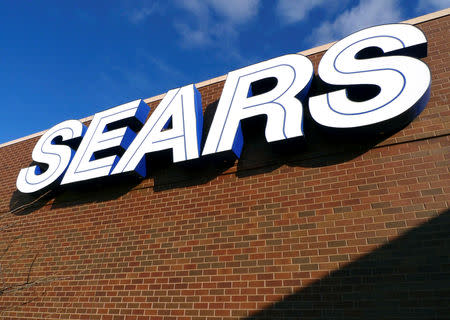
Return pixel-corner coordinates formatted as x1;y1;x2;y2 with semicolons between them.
9;188;57;216
235;110;393;178
246;209;450;320
9;173;143;215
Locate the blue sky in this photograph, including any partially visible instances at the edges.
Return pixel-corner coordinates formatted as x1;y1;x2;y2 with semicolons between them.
0;0;448;144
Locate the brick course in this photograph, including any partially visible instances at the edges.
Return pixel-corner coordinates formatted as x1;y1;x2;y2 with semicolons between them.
0;13;449;320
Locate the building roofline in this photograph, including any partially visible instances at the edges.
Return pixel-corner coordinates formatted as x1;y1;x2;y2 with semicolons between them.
1;7;448;149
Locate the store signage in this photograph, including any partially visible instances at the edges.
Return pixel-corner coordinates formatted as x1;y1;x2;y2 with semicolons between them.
16;24;431;193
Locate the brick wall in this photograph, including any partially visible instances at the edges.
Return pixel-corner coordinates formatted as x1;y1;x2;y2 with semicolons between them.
0;13;448;320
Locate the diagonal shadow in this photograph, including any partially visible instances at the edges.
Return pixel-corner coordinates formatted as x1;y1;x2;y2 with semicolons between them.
246;209;450;320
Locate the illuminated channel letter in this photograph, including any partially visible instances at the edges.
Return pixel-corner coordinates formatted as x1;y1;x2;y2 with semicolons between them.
111;84;203;177
202;54;313;158
61;99;149;184
309;24;431;129
16;120;86;193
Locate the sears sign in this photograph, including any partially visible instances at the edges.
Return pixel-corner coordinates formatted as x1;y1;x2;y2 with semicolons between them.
17;24;431;193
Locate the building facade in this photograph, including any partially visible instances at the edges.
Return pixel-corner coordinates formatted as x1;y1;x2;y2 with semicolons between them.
0;9;449;320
